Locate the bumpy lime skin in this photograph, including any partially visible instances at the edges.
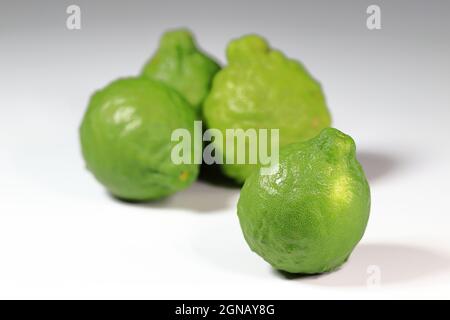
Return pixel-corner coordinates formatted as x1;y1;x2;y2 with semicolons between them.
237;128;370;274
80;77;199;201
203;35;332;183
142;29;221;111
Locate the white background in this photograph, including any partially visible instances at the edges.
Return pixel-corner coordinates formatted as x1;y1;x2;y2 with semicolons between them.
1;0;449;299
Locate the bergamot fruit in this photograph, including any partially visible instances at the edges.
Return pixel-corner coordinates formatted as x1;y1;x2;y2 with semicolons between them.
237;128;370;274
142;29;220;111
203;34;331;183
80;77;199;201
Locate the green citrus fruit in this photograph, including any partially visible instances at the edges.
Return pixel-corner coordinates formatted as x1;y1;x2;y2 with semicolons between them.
203;34;332;183
80;77;199;201
142;29;220;111
237;128;370;274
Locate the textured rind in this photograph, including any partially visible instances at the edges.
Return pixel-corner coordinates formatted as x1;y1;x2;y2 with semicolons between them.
237;128;371;274
80;77;199;201
203;34;332;183
142;29;220;111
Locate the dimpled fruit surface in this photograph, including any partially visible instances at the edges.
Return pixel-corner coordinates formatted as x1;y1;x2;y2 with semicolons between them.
237;128;370;274
203;34;332;183
142;29;220;111
80;77;199;201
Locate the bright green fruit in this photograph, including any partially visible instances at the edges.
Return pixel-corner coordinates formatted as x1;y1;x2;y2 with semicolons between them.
203;34;332;183
142;29;220;111
80;77;199;201
237;128;370;274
